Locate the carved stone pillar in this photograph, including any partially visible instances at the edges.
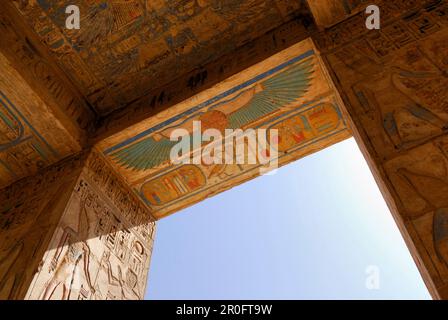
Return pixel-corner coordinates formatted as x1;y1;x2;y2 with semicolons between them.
0;151;156;300
315;0;448;299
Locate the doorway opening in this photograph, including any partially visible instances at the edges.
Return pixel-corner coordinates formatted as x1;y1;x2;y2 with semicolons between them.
145;138;430;299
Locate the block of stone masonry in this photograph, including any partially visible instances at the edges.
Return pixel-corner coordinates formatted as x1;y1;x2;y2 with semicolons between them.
0;2;94;189
314;0;448;299
0;151;156;300
95;38;351;220
307;0;370;29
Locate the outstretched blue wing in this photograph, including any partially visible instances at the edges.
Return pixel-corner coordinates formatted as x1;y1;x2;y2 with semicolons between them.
111;137;177;171
228;58;314;128
111;58;314;171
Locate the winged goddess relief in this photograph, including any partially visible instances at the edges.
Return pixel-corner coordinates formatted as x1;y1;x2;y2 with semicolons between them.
111;58;315;171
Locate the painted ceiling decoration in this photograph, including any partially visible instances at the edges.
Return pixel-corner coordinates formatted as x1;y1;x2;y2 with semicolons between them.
0;1;351;219
0;51;81;189
0;90;58;188
109;57;315;171
13;0;305;115
96;39;351;219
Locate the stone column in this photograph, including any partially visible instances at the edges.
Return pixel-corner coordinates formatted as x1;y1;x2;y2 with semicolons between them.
0;151;156;300
315;0;448;299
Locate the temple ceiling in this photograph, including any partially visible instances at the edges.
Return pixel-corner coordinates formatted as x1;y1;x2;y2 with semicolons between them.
0;0;361;214
13;0;307;116
0;52;83;189
96;39;351;219
2;0;448;300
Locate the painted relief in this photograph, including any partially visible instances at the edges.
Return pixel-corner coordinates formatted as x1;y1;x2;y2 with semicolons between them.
411;209;448;289
29;179;154;300
13;0;305;114
141;165;206;206
0;150;155;300
0;90;59;189
319;0;448;297
325;2;448;159
0;26;88;189
0;154;86;300
133;97;346;215
25;153;156;300
384;137;448;217
271;102;342;152
110;56;315;171
97;40;350;218
0;0;447;300
0;95;23;147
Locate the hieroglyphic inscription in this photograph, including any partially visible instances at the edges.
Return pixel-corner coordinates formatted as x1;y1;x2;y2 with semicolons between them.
318;0;448;298
0;153;86;299
25;151;156;300
13;0;306;115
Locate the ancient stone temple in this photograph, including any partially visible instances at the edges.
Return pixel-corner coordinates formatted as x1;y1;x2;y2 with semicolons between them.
0;0;447;299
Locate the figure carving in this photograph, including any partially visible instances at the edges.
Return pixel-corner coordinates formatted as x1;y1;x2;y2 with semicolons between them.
0;176;75;299
350;54;448;152
40;200;95;300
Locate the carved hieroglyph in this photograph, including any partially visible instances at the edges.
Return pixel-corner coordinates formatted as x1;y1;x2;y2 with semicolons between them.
0;51;83;189
4;0;448;300
0;2;95;189
96;38;351;219
0;151;156;300
12;0;305;114
317;0;448;298
0;153;86;299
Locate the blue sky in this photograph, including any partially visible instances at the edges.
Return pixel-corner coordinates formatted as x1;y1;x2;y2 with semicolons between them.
144;138;431;300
